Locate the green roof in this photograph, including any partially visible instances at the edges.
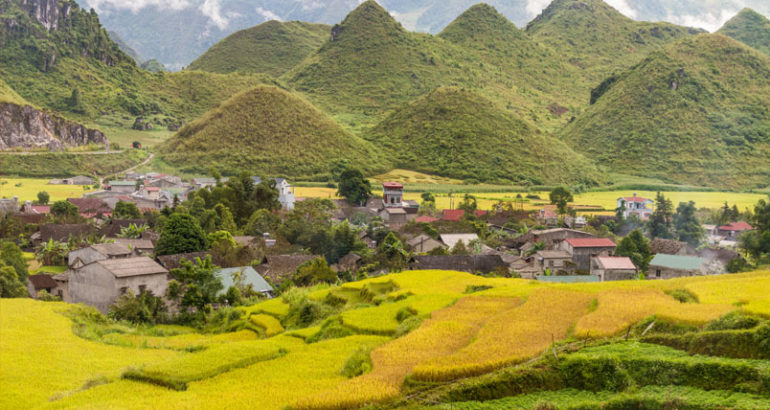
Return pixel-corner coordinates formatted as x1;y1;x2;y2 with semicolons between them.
535;275;600;283
650;254;705;271
215;266;274;296
109;180;135;186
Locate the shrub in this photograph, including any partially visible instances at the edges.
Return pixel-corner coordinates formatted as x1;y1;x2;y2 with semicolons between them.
341;347;374;378
306;318;354;343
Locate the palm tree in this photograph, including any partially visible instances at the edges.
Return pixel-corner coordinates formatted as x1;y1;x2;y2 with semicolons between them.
36;238;69;266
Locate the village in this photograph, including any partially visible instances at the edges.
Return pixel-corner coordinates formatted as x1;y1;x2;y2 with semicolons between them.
0;169;758;316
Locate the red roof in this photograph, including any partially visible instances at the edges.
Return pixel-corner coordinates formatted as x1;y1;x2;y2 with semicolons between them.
68;198;111;214
595;256;636;270
441;209;487;222
621;196;652;203
31;205;50;214
540;207;558;219
566;237;616;248
415;216;439;223
382;182;403;189
145;187;160;192
718;222;753;232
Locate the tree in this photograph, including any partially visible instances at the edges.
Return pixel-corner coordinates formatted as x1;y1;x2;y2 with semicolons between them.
647;192;674;239
451;240;470;255
117;223;149;239
67;88;86;113
155;213;209;256
421;192;435;203
0;264;26;298
108;289;167;324
114;201;142;219
615;199;627;222
213;204;238;234
37;191;50;205
675;201;704;247
168;256;223;312
458;194;478;218
245;209;280;236
377;232;408;270
36;238;69;266
615;229;652;273
549;187;573;215
752;197;770;233
1;241;29;283
420;192;436;216
337;169;372;206
293;258;337;286
51;200;78;219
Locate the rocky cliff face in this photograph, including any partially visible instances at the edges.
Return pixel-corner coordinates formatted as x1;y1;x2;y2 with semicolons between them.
19;0;69;31
0;102;108;151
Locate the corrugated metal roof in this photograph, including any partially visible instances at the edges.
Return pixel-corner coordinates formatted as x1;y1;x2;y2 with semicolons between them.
98;257;167;278
595;256;636;270
536;275;600;283
650;254;706;271
566;238;616;248
215;266;274;295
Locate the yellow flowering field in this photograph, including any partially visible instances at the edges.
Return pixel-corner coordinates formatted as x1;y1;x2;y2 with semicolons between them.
0;178;95;202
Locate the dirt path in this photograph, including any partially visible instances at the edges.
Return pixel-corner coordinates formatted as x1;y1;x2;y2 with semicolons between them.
100;152;154;185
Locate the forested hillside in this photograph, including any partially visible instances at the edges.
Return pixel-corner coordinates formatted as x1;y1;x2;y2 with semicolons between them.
719;8;770;55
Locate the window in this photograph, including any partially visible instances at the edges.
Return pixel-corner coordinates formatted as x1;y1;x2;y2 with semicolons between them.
138;285;147;293
120;287;128;295
656;269;661;278
549;261;554;268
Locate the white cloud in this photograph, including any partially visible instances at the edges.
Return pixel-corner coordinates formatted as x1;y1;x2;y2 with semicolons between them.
606;0;637;19
199;0;242;30
525;0;551;18
86;0;191;14
666;8;740;32
256;7;282;22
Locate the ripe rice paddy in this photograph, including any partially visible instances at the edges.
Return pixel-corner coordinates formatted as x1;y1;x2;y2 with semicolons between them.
5;270;770;409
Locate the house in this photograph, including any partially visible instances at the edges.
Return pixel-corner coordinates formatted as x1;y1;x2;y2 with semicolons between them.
125;172;142;180
382;182;404;207
379;207;407;226
407;234;446;253
717;222;753;239
27;274;58;298
649;238;696;256
191;177;219;190
215;266;274;298
537;206;559;226
440;233;481;251
21;201;50;215
0;197;19;214
415;215;439;224
252;177;295;211
337;253;362;273
68;243;134;268
359;232;377;249
617;193;654;220
510;228;596;249
99;219;147;238
112;238;155;255
156;252;212;270
146;176;184;189
64;257;170;312
409;255;509;275
648;254;708;279
137;186;161;200
36;224;94;245
67;198;112;219
107;180;137;193
536;275;600;283
442;209;487;222
71;175;95;185
591;256;637;281
255;255;319;284
534;250;574;275
558;237;616;272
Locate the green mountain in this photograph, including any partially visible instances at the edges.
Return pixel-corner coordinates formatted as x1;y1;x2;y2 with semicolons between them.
526;0;703;82
719;8;770;55
0;77;27;105
108;30;144;64
561;34;770;189
0;0;271;124
159;85;389;179
368;87;601;185
188;21;330;77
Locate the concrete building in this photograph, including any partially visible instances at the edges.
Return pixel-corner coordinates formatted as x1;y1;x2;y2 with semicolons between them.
617;193;654;220
65;257;169;312
558;237;616;272
591;256;638;281
252;177;295;211
382;182;404;207
27;274;58;298
407;234;446;253
648;254;708;280
534;250;574;275
108;180;137;193
68;243;134;268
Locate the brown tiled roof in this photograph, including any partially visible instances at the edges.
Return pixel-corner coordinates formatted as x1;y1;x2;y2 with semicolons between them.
113;238;155;250
649;238;689;255
13;214;47;225
410;255;507;274
67;198;111;214
90;243;133;256
156;252;211;270
257;255;318;283
97;257;167;278
28;274;58;289
40;224;94;242
99;219;147;237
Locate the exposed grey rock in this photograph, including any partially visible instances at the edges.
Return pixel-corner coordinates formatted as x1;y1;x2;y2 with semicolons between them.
0;102;108;151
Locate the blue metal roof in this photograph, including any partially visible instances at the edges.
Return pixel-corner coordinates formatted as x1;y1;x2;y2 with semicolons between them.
535;275;600;283
215;266;274;295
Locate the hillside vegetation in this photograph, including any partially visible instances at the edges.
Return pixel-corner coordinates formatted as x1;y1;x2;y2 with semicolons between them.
5;270;770;408
561;34;770;188
0;77;27;105
188;21;330;77
526;0;703;83
368;87;601;185
719;8;770;55
159;85;389;179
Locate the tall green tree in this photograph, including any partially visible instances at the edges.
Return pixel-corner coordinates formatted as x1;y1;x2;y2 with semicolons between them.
114;201;142;219
1;241;29;283
675;201;704;247
155;213;209;256
647;192;674;239
293;258;337;286
167;256;223;312
458;194;478;218
549;187;573;215
752;197;770;233
0;264;26;298
337;169;372;206
36;191;50;205
615;229;652;273
51;200;78;219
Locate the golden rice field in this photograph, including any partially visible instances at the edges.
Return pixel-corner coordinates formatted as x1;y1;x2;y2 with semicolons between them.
294;186;766;214
0;178;95;203
5;270;770;409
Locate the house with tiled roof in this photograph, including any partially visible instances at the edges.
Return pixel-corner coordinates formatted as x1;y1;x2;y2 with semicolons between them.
558;237;616;272
591;256;637;281
717;222;753;239
67;198;112;219
617;193;654;220
441;209;487;222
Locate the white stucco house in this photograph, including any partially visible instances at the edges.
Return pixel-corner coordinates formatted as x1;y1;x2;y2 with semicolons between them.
617;193;654;220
